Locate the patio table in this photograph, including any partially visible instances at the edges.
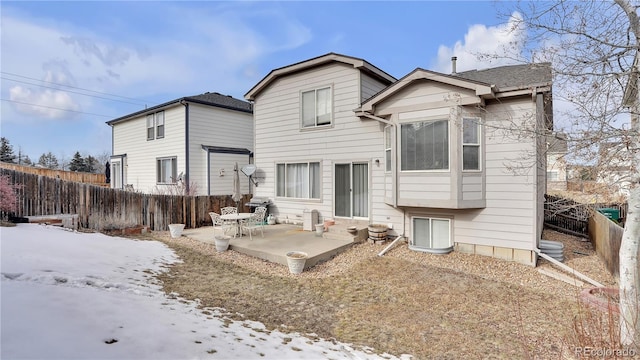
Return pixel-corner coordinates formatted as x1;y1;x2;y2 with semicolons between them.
220;213;251;238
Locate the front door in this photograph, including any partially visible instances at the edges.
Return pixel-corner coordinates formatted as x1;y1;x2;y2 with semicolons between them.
334;162;369;219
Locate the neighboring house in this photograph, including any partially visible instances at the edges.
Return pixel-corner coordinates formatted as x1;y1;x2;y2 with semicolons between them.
546;132;568;191
245;53;553;266
106;92;253;196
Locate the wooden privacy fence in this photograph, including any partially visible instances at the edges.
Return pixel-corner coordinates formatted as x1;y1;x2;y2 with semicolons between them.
544;194;590;237
544;194;628;237
0;161;106;185
2;168;251;231
588;210;624;278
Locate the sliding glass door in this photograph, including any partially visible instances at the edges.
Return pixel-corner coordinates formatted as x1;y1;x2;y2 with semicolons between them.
334;163;368;218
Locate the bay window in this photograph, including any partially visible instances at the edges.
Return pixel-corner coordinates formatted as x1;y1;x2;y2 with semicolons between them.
401;120;449;170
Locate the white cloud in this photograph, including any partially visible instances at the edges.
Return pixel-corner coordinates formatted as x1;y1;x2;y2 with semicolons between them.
433;12;527;73
9;86;80;119
1;3;313;124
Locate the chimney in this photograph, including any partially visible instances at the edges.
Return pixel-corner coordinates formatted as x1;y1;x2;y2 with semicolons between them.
451;56;457;74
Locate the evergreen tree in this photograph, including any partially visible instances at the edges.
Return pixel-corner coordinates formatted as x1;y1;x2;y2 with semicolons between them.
0;137;17;163
37;152;59;169
84;155;98;173
69;152;85;172
21;155;33;166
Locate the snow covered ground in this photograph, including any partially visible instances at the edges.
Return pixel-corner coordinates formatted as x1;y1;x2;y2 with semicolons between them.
1;224;411;360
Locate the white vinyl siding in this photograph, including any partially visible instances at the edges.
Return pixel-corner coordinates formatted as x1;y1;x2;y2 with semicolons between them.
111;102;252;195
188;103;253;195
208;153;251;196
252;62;401;227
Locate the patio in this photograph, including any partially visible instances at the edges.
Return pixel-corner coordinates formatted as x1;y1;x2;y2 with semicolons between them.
182;221;369;269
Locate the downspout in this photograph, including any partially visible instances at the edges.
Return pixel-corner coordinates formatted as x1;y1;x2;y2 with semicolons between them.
357;111;406;255
180;100;190;194
206;149;211;195
534;248;604;287
356;111;398;207
378;207;408;256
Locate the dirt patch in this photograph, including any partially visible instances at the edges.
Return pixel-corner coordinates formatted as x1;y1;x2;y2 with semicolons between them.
133;230;618;359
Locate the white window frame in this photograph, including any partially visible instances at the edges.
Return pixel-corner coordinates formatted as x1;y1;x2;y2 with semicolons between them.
301;86;332;128
275;161;321;199
384;125;392;172
156;156;177;184
400;119;449;171
462;117;481;171
146;114;155;140
146;111;165;140
155;111;165;139
410;216;452;252
547;171;559;181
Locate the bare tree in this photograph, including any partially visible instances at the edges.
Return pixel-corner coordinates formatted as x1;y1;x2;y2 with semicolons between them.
494;0;639;347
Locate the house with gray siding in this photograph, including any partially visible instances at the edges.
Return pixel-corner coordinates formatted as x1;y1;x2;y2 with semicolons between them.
245;53;553;266
106;92;253;196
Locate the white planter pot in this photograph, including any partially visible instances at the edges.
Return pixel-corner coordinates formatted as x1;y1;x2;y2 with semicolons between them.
214;235;230;252
286;251;307;274
315;224;324;237
168;224;185;238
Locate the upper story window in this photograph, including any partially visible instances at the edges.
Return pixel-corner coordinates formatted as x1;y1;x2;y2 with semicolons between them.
462;118;481;171
276;162;321;199
301;87;332;128
147;115;155;140
146;111;165;140
155;111;165;139
401;120;449;171
157;156;177;184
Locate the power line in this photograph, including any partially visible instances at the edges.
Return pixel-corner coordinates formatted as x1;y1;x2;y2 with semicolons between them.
1;76;146;106
0;71;151;105
1;98;113;118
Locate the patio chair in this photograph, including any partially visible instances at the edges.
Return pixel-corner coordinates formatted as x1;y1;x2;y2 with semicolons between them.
241;208;266;240
221;207;238;215
220;207;239;236
209;212;232;236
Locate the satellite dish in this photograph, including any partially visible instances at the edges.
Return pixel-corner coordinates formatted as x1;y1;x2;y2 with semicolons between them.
241;164;257;177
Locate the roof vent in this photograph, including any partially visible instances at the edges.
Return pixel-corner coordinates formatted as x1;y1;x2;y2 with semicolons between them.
451;56;457;74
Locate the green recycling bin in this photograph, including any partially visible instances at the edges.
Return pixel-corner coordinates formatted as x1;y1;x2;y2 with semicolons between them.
598;208;620;221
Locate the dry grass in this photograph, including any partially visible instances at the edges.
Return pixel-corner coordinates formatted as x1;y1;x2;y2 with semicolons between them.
119;228;627;360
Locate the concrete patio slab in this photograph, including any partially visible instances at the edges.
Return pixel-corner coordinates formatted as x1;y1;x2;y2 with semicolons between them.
182;222;368;269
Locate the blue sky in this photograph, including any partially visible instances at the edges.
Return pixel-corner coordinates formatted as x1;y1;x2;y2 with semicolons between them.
1;1;525;165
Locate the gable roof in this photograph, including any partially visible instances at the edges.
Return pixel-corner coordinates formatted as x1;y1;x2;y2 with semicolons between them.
106;92;252;126
244;52;396;101
359;62;552;113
